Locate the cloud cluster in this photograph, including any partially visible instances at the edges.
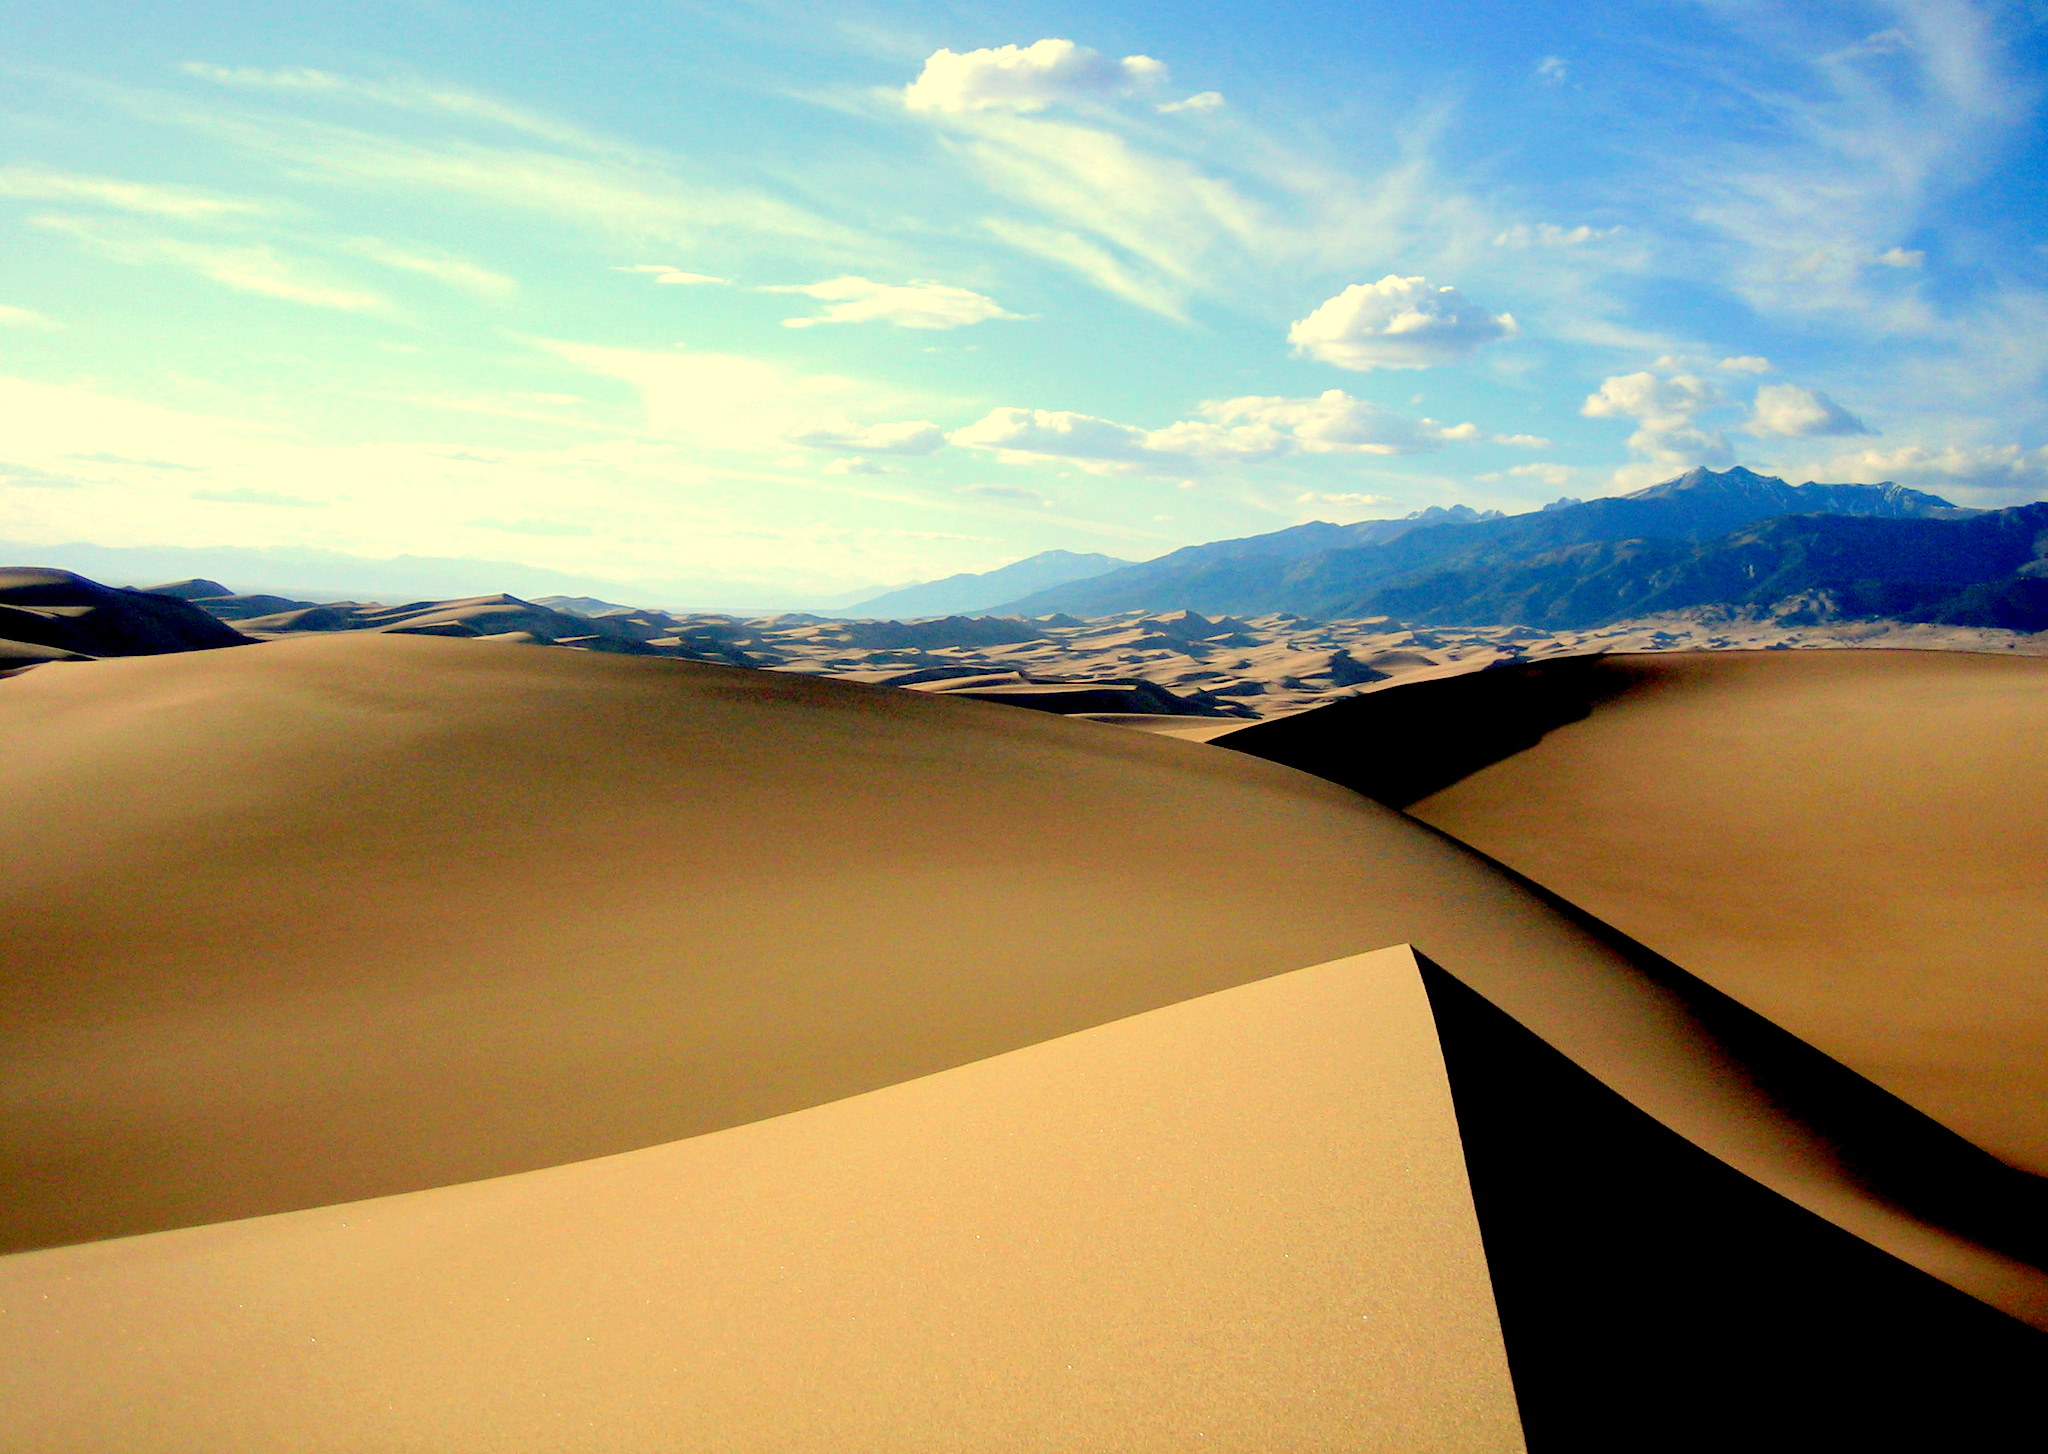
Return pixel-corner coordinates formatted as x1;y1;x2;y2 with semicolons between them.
1582;370;1732;480
904;40;1167;114
1745;382;1870;438
948;390;1513;474
1813;442;2048;499
1289;276;1517;371
765;276;1019;330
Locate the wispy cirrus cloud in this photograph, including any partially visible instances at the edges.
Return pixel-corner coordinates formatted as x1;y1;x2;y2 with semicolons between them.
31;213;390;310
0;163;268;220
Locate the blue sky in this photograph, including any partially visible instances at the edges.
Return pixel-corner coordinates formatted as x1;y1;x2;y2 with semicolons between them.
2;0;2045;604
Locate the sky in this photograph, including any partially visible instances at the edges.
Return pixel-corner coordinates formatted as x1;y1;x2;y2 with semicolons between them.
3;0;2046;606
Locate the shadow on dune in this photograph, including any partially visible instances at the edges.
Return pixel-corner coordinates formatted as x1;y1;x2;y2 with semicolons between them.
1219;653;1640;807
1421;956;2045;1452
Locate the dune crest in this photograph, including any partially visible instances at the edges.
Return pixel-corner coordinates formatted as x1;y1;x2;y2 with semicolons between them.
0;947;1524;1453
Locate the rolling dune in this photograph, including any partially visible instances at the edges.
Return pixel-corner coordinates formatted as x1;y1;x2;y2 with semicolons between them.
3;635;2045;1448
1228;650;2048;1174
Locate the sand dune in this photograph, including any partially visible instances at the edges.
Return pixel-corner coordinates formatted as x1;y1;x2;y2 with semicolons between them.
3;632;2045;1447
1227;650;2048;1175
0;947;1523;1453
1;635;2041;1317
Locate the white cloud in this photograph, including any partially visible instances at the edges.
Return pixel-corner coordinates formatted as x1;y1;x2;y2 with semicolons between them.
904;40;1168;114
1582;369;1733;480
33;215;388;311
1158;91;1225;115
979;217;1189;322
0;304;56;329
1492;223;1616;248
343;237;515;296
822;457;894;475
1537;56;1569;85
1495;433;1553;448
0;165;267;220
949;390;1504;474
1745;382;1871;438
949;407;1157;469
1810;442;2048;501
1718;355;1773;373
763;276;1020;330
787;419;947;454
1876;246;1926;269
1479;462;1576;488
545;340;938;458
1288;275;1517;371
181;64;627;157
616;264;731;286
1200;391;1482;455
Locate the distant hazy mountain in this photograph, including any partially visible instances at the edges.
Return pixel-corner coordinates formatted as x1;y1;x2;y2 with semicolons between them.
840;549;1132;618
993;469;1972;619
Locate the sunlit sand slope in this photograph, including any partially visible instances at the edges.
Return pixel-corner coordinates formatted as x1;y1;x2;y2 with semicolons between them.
1239;649;2048;1174
2;635;2043;1331
0;947;1523;1454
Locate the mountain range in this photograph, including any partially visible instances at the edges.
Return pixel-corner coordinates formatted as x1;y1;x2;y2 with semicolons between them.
839;549;1132;618
979;467;2017;627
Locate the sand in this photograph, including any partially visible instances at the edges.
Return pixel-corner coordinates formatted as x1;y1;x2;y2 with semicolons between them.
1335;649;2048;1175
0;946;1524;1453
0;634;2039;1449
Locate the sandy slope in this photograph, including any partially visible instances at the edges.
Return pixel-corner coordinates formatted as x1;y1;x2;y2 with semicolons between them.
2;635;2043;1335
0;947;1523;1453
1365;650;2048;1175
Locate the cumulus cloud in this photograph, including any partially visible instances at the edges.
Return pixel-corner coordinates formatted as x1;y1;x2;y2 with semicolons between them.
1158;91;1225;115
616;264;731;285
1288;275;1517;371
904;40;1168;114
1495;433;1553;448
786;419;947;454
1582;370;1733;479
1719;355;1773;373
763;276;1020;330
1745;382;1871;438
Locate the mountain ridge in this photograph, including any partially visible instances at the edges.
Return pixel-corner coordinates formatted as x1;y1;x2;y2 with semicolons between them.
988;468;1975;619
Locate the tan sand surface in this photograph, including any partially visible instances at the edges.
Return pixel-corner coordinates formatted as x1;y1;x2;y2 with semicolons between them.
2;635;2043;1326
1388;649;2048;1174
0;947;1524;1454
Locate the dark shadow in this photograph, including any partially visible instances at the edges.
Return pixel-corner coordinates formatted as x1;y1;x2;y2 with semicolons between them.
1218;653;1639;806
1419;955;2048;1452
